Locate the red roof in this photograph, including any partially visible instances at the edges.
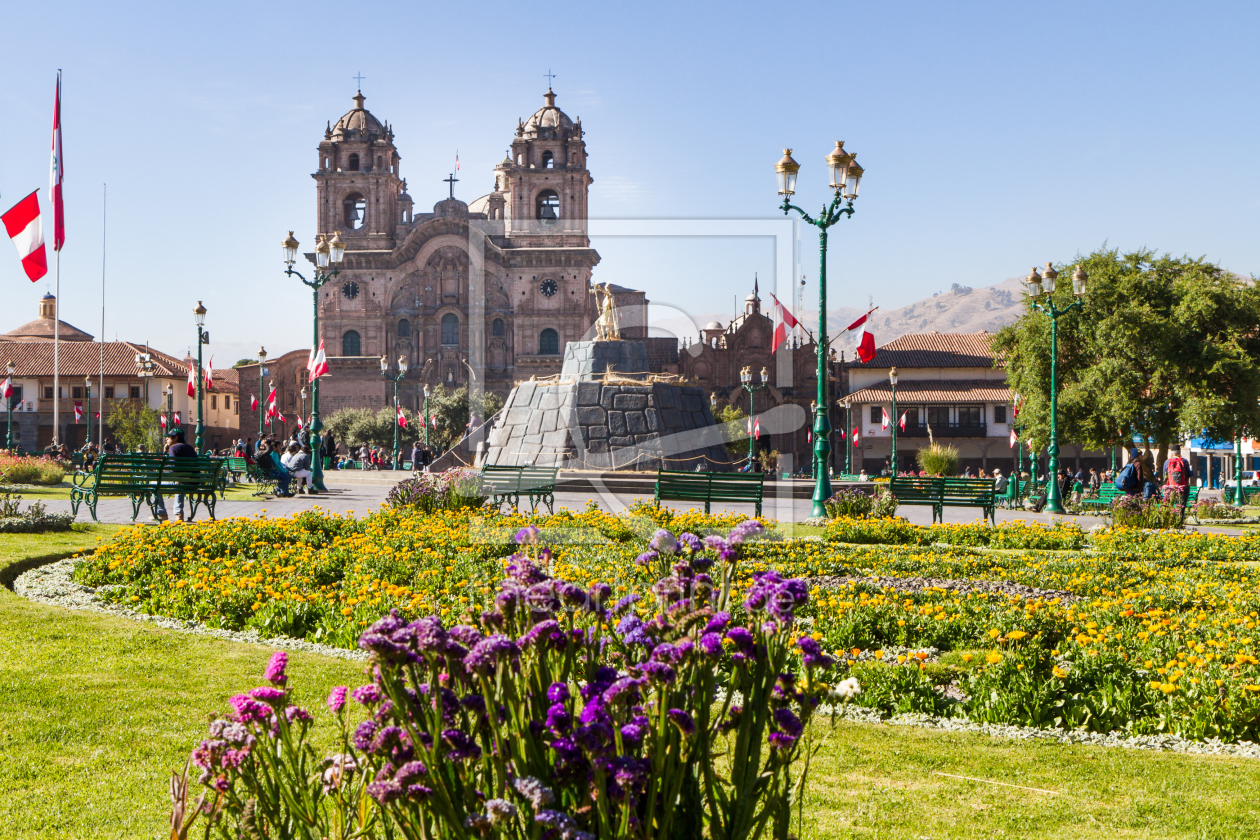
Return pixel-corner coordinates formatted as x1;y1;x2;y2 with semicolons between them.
850;332;1000;369
0;340;190;378
844;378;1011;404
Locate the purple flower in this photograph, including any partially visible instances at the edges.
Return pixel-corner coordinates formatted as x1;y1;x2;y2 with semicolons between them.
634;550;658;568
464;634;520;675
547;682;570;704
441;729;482;761
515;525;541;545
705;612;732;633
797;636;835;668
358;609;418;664
720;705;743;733
263;651;288;685
481;610;505;629
601;676;643;706
285;705;312;725
227;694;272;725
485;798;517;825
638;660;676;684
519;619;562;650
326;686;348;713
652;643;684;664
667;709;696;736
768;732;797;750
248;686;287;704
506;555;548;586
704;535;737;562
699;632;724;658
513;776;555;810
725;626;755;653
773;707;803;739
587;582;612;607
574;721;614;754
410;616;448;654
678;532;703;553
727;519;765;546
556;580;588;608
616;615;654;647
394;760;428;785
620;722;647;747
352;720;378;752
351;684;382;706
611;593;640;616
650;529;679;554
367;778;403;803
546;702;572;734
406;783;432;801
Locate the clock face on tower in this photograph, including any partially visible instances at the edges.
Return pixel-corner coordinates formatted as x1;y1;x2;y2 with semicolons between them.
540;279;558;298
341;281;360;300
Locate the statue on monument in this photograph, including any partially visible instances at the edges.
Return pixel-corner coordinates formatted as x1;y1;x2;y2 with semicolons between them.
594;282;621;341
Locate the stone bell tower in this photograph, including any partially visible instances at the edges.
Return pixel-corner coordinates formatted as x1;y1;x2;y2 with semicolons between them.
313;91;404;251
495;87;592;247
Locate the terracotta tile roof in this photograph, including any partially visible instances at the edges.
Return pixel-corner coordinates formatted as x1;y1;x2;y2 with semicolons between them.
0;340;190;378
844;379;1011;404
849;332;1000;369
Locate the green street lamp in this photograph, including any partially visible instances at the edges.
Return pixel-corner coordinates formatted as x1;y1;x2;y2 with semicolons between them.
193;301;208;454
382;354;408;470
164;383;174;435
283;230;344;491
840;398;852;476
84;376;93;447
1236;432;1245;508
256;347;268;445
299;386;308;432
777;142;864;517
5;360;14;451
889;367;899;475
740;366;768;470
1025;263;1088;515
423;383;431;447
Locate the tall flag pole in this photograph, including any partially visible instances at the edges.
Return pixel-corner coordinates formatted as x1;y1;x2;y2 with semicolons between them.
50;71;65;445
99;183;105;448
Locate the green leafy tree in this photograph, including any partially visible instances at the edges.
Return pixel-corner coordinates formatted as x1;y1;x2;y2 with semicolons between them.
426;385;505;452
715;404;748;460
105;401;162;452
232;359;256;368
992;247;1260;466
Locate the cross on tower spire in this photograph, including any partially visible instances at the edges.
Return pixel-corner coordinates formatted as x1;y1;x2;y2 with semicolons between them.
544;69;556;89
443;173;459;199
353;72;366;90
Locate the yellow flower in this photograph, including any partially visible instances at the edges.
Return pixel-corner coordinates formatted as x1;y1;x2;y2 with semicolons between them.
988;629;1001;639
1007;630;1028;640
985;652;1003;665
961;653;974;664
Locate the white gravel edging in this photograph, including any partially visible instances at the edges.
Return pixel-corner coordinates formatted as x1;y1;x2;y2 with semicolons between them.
13;558;369;663
15;558;1260;759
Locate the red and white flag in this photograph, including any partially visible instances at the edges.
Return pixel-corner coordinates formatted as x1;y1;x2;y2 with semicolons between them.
881;407;890;430
204;357;214;391
1;191;48;282
296;415;305;430
159;414;167;429
186;364;197;397
308;339;330;379
845;308;878;364
754;416;761;440
769;293;801;353
266;383;277;417
397;405;408;428
277;411;286;424
899;411;907;432
852;426;861;448
455;150;460;171
174;411;182;427
415;412;426;429
1010;428;1018;448
1;375;11;399
73;401;83;422
250;394;258;411
49;72;65;252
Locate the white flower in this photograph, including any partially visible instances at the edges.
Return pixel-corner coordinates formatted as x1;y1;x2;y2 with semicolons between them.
829;677;862;701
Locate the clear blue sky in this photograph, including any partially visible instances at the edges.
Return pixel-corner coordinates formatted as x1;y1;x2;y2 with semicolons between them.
2;0;1257;361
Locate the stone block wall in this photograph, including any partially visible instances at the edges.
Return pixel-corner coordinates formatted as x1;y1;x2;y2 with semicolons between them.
560;340;649;378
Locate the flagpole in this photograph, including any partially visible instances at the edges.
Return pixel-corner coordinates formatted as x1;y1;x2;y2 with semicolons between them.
54;251;59;449
99;183;105;449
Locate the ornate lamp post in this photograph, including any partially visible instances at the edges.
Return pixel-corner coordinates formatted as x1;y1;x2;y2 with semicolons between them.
740;366;768;469
777;142;864;517
1025;263;1088;515
423;383;432;447
381;354;408;470
841;397;852;475
164;384;174;434
84;376;93;447
256;347;268;444
5;360;14;451
889;367;899;475
283;230;344;491
299;386;308;432
193;301;209;454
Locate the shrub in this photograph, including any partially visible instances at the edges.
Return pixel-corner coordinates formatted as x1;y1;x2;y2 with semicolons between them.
1193;498;1246;521
1111;491;1185;529
0;493;74;533
0;453;65;485
916;443;958;477
171;522;848;840
386;469;486;512
825;487;899;521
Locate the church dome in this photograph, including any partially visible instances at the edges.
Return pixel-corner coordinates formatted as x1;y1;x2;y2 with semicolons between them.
331;91;386;140
522;89;575;137
703;321;723;331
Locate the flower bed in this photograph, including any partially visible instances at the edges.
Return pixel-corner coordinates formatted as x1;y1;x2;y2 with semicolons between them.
825;517;1088;551
73;508;1260;742
0;453;65;486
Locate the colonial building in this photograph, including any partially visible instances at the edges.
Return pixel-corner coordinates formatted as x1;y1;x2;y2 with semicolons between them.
1;295;239;450
308;87;651;411
679;281;843;473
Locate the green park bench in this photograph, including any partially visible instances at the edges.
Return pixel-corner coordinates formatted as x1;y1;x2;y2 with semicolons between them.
887;476;940;517
836;473;862;482
1222;486;1260;505
481;464;560;514
939;477;997;524
1080;485;1123;510
69;453;227;522
999;479;1032;510
653;469;764;517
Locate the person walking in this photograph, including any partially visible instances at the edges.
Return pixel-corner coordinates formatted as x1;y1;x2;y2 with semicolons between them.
322;431;338;471
1115;448;1146;497
1163;445;1192;510
153;428;197;522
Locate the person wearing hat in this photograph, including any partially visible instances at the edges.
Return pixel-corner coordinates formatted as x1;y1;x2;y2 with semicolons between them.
153;428;197;522
993;467;1008;498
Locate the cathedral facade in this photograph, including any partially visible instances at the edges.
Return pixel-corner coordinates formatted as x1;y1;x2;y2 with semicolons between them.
308;88;645;412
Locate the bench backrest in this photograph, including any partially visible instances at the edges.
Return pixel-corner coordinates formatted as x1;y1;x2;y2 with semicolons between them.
940;477;995;504
656;469;764;500
888;476;940;502
91;453;224;491
226;456;248;470
517;467;559;491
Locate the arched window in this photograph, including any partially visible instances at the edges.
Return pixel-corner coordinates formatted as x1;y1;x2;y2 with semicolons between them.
441;313;460;345
539;328;559;355
398;319;410;338
348;153;360;171
342;330;361;356
344;193;366;230
542;150;555;169
492;318;505;337
536;190;560;226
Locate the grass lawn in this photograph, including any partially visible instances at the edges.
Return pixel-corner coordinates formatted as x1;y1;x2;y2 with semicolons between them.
3;527;1260;838
2;482;276;502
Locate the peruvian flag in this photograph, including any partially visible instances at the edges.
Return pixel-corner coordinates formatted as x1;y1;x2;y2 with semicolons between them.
899;411;907;432
174;411;182;428
266;383;277;417
746;416;753;436
397;405;408;428
296;415;305;431
49;72;65;252
307;339;330;379
250;394;258;411
769;293;801;353
1;375;11;400
1010;428;1018;448
881;407;890;430
1;191;48;282
415;412;426;429
73;401;83;423
204;357;214;391
1012;393;1021;418
159;414;167;429
852;426;861;448
186;364;197;397
845;308;878;364
754;416;761;440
